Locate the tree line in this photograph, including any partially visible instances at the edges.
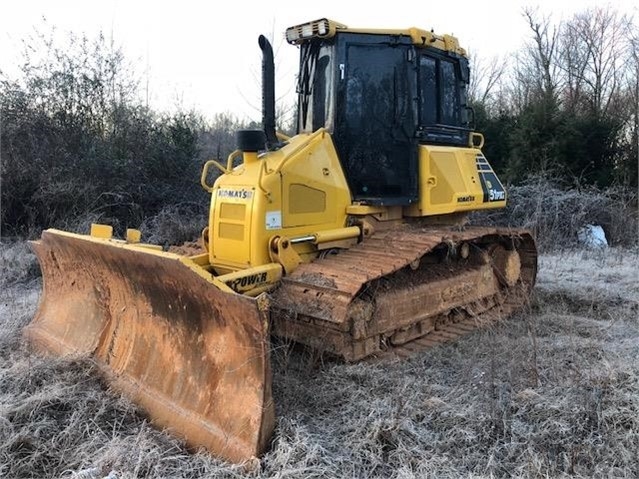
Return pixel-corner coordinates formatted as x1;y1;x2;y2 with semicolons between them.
0;29;249;236
471;7;638;187
1;7;636;237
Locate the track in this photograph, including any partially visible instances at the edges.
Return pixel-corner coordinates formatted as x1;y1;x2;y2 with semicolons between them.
270;225;537;361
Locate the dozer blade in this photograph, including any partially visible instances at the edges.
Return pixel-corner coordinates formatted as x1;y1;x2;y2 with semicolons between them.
25;229;274;464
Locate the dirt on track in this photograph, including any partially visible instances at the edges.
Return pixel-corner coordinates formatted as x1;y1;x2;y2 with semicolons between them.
1;245;638;478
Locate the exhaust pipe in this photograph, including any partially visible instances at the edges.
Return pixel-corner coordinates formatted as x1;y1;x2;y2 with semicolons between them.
258;35;278;150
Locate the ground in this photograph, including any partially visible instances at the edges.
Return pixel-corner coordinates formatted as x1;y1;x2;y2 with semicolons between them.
0;245;637;478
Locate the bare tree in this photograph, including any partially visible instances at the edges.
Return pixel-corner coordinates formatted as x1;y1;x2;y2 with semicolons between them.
523;8;561;101
561;7;633;116
503;9;562;115
626;23;639;184
468;53;507;109
559;18;590;111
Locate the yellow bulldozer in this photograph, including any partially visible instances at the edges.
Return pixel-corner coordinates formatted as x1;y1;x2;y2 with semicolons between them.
25;19;537;464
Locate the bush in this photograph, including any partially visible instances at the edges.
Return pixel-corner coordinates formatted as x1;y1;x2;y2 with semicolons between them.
0;241;40;287
140;203;207;246
471;175;638;251
0;27;218;238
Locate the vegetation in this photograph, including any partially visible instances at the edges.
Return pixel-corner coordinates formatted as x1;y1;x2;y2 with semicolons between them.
0;7;638;478
1;245;638;478
1;7;637;240
471;7;638;187
0;29;245;238
471;175;638;251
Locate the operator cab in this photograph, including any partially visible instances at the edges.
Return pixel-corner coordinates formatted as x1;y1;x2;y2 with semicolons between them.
288;19;472;206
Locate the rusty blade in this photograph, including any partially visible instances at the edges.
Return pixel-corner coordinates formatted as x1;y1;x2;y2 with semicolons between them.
25;229;274;464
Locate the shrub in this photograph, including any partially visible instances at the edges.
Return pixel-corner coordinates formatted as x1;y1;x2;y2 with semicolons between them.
140;203;207;246
0;27;215;238
471;175;638;251
0;241;40;287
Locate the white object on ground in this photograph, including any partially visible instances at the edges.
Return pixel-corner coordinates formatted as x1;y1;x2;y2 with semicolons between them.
577;224;608;248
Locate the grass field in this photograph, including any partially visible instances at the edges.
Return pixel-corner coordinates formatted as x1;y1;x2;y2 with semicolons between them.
1;243;637;478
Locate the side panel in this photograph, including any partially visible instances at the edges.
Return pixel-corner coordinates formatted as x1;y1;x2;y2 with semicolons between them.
281;134;351;228
404;145;506;217
210;131;352;272
211;187;255;269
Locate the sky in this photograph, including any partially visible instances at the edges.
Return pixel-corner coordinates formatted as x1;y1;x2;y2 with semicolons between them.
1;0;637;122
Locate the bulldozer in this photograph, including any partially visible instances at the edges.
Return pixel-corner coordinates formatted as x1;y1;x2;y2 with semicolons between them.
25;19;537;464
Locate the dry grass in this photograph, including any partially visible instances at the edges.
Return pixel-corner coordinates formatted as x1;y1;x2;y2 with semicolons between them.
471;177;638;251
1;243;638;478
0;241;40;287
139;204;207;247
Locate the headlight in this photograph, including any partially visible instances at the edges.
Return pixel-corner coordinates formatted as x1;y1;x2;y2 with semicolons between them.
285;18;345;44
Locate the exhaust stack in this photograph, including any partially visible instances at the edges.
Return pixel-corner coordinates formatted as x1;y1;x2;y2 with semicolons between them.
258;35;278;150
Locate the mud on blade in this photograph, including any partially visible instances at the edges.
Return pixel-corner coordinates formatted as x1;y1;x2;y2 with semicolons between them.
25;229;274;464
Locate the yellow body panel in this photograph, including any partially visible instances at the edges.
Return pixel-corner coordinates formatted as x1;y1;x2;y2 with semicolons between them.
209;129;351;273
404;145;507;217
209;131;508;271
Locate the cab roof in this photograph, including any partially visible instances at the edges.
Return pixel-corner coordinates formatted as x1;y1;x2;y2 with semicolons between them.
285;18;467;57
